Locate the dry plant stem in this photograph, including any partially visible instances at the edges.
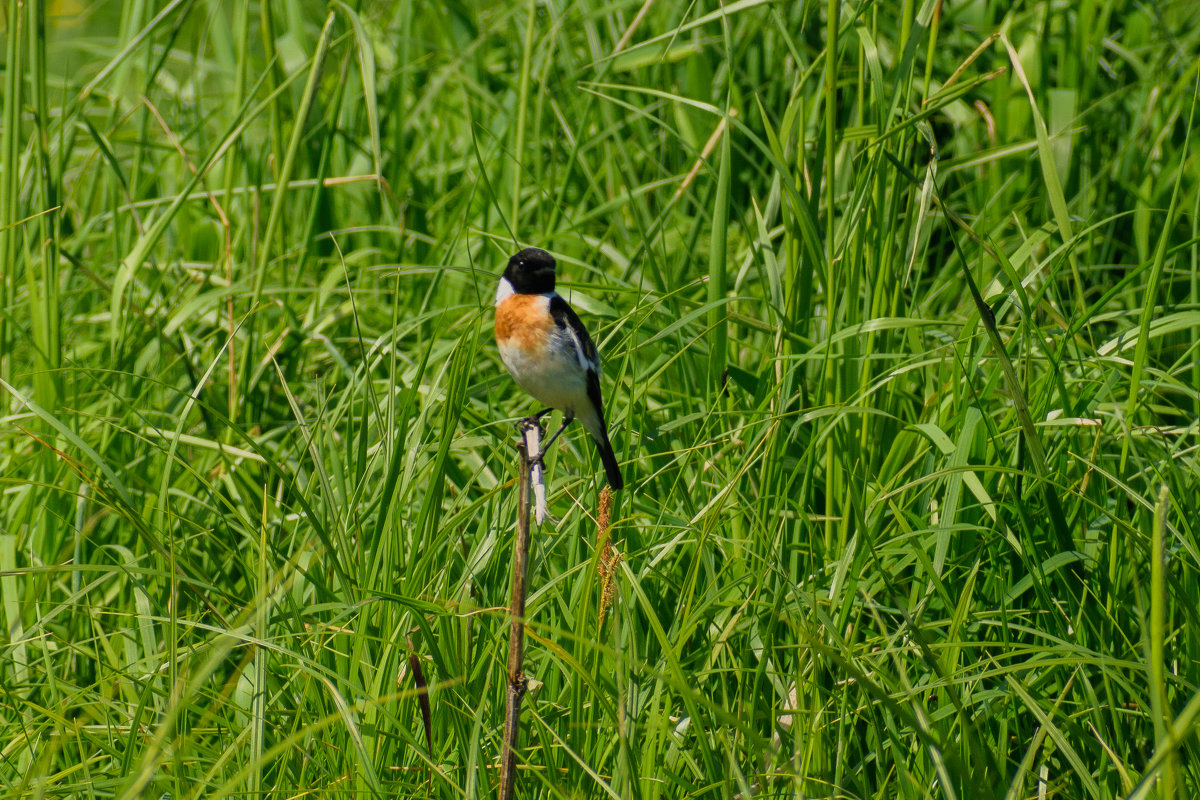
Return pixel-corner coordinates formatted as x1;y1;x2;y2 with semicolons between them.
499;438;533;800
405;634;432;756
673;108;737;202
405;633;433;793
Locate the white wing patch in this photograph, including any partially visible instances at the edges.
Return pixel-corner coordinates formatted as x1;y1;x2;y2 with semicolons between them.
563;323;590;370
550;292;598;372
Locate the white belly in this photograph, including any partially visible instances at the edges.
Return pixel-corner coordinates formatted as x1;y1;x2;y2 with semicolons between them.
499;333;590;416
499;335;588;417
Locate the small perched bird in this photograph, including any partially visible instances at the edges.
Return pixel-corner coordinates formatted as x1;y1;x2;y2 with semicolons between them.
494;247;624;490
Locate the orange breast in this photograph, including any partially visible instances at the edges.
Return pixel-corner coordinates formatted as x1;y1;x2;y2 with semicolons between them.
495;295;554;352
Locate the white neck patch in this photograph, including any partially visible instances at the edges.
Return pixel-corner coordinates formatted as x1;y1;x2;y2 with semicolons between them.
495;277;515;306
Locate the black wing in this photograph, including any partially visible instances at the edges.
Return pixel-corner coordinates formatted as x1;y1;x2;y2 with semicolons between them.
549;295;600;372
550;295;623;488
550;294;606;426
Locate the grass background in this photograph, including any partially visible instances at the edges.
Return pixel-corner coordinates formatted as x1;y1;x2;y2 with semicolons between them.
2;0;1199;797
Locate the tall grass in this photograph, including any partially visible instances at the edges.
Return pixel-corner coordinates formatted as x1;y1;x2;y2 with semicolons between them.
2;0;1199;797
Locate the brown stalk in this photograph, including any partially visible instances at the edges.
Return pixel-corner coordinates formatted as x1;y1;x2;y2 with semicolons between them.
499;429;534;799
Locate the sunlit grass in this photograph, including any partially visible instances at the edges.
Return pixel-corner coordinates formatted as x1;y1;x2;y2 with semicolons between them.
2;0;1199;797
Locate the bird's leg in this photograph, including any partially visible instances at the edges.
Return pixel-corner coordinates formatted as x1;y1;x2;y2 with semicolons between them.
542;416;573;453
531;416;573;468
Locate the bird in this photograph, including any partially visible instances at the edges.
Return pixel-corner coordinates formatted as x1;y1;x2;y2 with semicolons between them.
494;247;624;490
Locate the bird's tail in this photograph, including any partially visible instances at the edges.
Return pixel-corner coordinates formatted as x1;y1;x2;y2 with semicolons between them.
581;409;624;489
593;432;624;490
